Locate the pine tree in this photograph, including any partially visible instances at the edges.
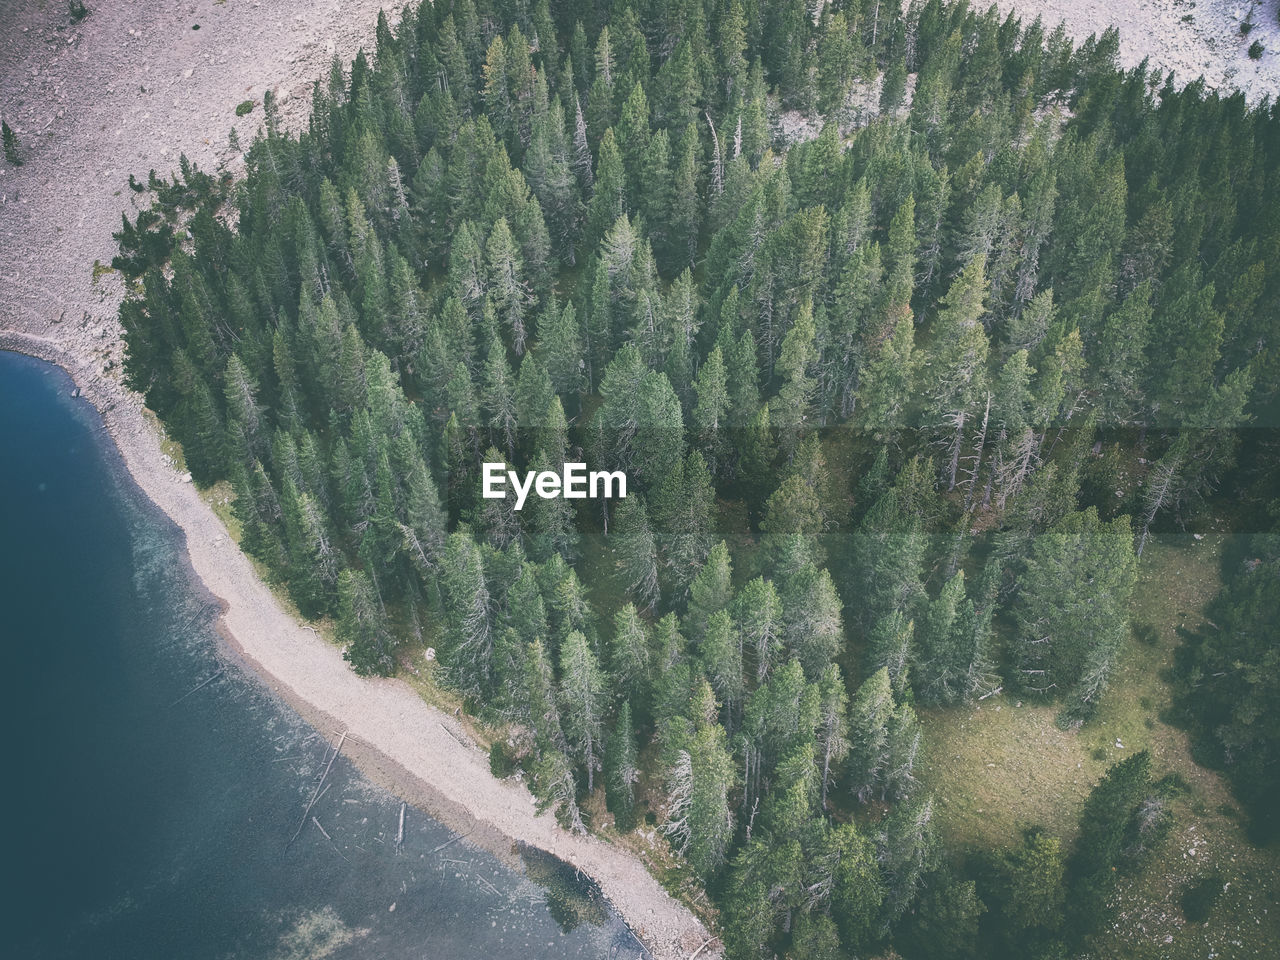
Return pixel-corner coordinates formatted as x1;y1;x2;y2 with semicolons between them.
770;299;817;458
847;491;925;635
338;569;396;676
857;314;918;441
663;681;736;877
537;300;585;396
927;256;991;490
998;828;1067;940
611;494;661;612
439;532;494;697
481;337;518;456
608;603;652;707
688;540;734;640
692;345;730;472
701;609;746;730
866;611;913;698
847;667;893;803
780;564;843;680
486;218;533;353
914;570;979;705
559;629;608;793
223;353;266;464
884;699;923;801
815;663;850;809
1068;751;1158;929
735;575;784;684
605;701;640;830
1014;509;1138;724
524;636;585;833
584;128;626;250
877;796;935;929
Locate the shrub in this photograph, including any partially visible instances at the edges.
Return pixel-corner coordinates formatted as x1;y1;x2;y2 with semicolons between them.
69;2;89;23
489;739;518;778
235;100;256;117
1;120;20;167
1181;874;1223;923
1249;40;1265;60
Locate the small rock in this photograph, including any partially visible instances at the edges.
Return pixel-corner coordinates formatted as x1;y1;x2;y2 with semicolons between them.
180;472;192;483
1115;739;1125;749
183;68;194;79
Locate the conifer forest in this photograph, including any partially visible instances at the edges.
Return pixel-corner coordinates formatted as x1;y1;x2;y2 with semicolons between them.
111;1;1280;956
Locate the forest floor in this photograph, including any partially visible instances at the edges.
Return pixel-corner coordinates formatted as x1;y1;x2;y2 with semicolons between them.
919;531;1280;958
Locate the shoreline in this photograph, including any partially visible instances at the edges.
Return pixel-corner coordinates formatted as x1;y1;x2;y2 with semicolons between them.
0;329;711;960
0;1;712;950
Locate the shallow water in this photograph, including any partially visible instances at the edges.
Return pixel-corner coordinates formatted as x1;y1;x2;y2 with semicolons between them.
0;351;642;960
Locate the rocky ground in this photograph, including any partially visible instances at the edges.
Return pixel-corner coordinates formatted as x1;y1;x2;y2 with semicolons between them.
987;0;1280;100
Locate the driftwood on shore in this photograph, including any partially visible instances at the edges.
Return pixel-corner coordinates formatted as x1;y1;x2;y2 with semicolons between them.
396;802;405;853
437;721;470;748
168;668;223;707
287;730;347;848
311;816;349;862
431;830;472;854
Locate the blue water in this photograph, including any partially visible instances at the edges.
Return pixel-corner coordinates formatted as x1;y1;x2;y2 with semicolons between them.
0;351;638;960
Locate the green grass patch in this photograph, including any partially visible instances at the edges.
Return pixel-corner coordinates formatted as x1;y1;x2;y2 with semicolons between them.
918;532;1280;957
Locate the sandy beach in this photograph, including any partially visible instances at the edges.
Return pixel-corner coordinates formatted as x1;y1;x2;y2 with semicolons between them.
1;2;1277;958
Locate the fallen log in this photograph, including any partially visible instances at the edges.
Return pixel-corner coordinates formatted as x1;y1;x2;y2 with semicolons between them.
169;668;224;707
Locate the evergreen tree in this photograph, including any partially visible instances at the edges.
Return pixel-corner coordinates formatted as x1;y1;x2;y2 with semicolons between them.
524;636;585;833
1014;509;1138;725
663;681;736;878
559;629;608;793
605;701;640;830
608;603;652;709
338;569;396;676
866;610;913;699
486;217;533;353
611;494;661;612
815;663;850;809
735;575;784;684
688;540;734;640
847;667;894;803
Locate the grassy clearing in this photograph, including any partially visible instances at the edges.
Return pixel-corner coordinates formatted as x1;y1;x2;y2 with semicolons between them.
918;532;1280;957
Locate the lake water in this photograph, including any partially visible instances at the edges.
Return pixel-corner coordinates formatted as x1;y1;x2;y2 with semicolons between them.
0;350;641;960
